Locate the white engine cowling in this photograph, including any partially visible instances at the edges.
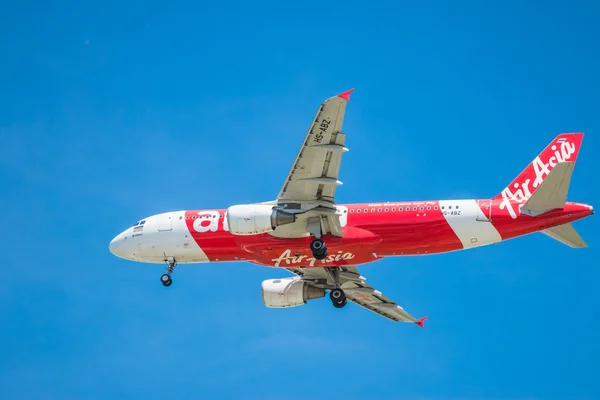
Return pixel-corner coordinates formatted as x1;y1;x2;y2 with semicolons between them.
226;204;295;235
261;277;325;308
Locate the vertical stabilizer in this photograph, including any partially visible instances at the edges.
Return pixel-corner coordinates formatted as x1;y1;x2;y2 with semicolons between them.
494;133;584;204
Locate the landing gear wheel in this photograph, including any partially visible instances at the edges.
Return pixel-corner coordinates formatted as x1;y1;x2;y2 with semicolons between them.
333;298;347;308
310;238;325;253
313;247;328;260
330;288;347;308
310;238;328;260
161;256;176;287
161;274;172;287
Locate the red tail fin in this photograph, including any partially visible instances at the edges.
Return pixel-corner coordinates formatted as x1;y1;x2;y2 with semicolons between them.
494;133;584;202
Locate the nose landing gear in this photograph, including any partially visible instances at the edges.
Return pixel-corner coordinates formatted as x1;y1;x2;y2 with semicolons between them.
160;274;172;287
161;256;176;287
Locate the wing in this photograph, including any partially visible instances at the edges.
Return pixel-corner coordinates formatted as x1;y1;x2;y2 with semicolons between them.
286;266;427;326
277;89;353;205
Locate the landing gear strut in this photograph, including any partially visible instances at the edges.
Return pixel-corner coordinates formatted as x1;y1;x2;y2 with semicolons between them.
310;238;328;260
161;256;176;287
306;217;328;260
327;267;347;308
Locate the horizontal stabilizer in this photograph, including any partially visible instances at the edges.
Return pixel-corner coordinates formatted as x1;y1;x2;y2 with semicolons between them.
521;162;574;216
541;223;587;248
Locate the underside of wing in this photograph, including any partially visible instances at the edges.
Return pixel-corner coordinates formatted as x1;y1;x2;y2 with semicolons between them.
286;266;427;326
277;90;353;205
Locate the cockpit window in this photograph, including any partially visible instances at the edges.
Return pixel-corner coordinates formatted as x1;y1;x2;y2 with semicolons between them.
139;220;146;225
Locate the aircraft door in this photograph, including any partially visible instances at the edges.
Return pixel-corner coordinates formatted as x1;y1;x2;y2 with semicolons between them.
476;200;492;222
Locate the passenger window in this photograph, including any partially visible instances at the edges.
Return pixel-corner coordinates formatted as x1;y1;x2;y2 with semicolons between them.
419;207;424;211
441;206;445;210
344;210;347;214
350;209;354;213
378;208;382;212
192;216;197;219
399;207;403;211
427;207;431;210
357;209;361;213
364;209;367;212
371;209;375;212
434;206;438;210
185;216;189;220
456;206;460;209
385;208;389;212
413;207;417;211
392;208;396;212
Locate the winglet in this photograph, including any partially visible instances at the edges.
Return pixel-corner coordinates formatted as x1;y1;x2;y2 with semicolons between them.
416;316;428;328
337;88;355;101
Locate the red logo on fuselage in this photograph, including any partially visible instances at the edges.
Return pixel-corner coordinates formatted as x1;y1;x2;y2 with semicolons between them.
271;249;355;267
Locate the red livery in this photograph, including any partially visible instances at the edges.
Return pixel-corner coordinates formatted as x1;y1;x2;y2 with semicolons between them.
110;90;593;325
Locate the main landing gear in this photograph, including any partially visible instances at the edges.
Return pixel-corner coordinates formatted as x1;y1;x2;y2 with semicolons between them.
309;234;346;308
161;256;176;287
310;238;328;260
327;267;347;308
330;288;346;308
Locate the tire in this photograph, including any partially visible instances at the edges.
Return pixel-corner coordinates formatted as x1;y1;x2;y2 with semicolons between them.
313;247;328;260
330;288;346;306
332;298;347;308
161;274;172;287
310;238;326;253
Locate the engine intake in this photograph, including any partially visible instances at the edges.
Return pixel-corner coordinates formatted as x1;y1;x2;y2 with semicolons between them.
262;277;325;308
226;204;295;235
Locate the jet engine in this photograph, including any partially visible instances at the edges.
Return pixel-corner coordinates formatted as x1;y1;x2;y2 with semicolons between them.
226;204;296;235
261;277;325;308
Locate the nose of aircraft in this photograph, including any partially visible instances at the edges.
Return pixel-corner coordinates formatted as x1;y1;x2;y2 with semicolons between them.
109;232;132;259
109;235;121;256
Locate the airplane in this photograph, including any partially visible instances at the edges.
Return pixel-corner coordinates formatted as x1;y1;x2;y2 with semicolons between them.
109;89;593;327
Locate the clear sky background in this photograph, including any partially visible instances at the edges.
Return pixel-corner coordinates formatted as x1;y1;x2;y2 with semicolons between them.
1;1;599;399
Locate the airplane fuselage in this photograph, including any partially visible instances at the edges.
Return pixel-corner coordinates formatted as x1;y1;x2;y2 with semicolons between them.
109;198;593;268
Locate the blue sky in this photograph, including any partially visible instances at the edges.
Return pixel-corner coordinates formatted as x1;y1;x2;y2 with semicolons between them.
1;0;599;398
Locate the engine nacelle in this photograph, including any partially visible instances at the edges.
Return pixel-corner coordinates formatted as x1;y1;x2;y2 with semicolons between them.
226;204;295;235
261;277;325;308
